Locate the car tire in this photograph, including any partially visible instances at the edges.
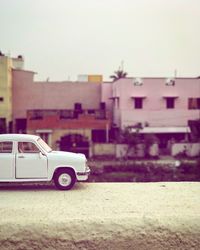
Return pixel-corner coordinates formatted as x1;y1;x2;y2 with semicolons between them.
54;169;76;190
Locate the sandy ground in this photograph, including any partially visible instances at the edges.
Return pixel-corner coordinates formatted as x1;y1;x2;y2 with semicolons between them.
0;182;200;249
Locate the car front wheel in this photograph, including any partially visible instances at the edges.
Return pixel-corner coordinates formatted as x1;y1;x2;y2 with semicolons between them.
54;169;76;190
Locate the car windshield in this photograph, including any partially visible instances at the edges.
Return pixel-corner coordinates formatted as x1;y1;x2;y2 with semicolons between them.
37;138;52;153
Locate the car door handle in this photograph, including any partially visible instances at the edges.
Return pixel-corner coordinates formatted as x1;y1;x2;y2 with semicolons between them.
18;156;25;158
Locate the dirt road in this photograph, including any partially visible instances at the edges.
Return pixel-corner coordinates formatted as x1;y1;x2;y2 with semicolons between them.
0;182;200;249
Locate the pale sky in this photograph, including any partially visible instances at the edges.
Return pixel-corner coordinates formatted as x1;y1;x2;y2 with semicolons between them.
0;0;200;81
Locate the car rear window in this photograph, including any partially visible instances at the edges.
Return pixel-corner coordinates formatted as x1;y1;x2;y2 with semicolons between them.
0;141;13;153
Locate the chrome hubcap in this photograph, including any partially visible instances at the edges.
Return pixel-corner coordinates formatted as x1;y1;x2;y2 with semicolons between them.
58;173;72;187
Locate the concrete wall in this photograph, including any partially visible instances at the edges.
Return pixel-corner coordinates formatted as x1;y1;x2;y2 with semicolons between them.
12;69;102;119
172;143;200;157
101;82;113;113
92;143;115;157
12;69;35;119
92;143;145;158
116;144;145;158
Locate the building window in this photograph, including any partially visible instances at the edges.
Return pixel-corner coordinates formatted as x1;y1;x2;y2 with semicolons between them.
30;110;43;120
74;103;82;110
0;97;4;102
87;109;95;114
74;103;83;116
60;110;76;119
166;97;175;109
0;118;6;133
134;98;143;109
95;110;106;119
188;98;200;109
15;119;27;133
100;102;106;110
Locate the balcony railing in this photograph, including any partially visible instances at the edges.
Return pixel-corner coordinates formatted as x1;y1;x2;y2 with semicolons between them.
27;109;107;120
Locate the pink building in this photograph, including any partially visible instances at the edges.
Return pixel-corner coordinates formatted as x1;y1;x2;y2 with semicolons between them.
102;77;200;150
12;69;110;156
12;69;103;119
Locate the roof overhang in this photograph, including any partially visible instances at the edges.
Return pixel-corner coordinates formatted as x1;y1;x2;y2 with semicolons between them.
36;129;53;133
162;95;179;98
131;127;191;134
131;95;146;98
109;96;120;99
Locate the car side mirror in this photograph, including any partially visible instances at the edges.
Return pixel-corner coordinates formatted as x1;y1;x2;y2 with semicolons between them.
39;152;43;158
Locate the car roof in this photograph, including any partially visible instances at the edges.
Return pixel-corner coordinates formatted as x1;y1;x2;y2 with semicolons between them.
0;134;39;142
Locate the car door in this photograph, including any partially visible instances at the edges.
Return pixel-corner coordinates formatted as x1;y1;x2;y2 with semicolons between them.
16;141;48;179
0;141;14;179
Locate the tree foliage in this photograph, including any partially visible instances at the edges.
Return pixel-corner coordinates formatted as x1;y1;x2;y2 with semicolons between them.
110;69;128;81
143;134;159;157
119;126;142;158
119;125;159;159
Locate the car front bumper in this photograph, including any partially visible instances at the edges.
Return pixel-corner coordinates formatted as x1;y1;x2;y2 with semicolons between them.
76;166;90;181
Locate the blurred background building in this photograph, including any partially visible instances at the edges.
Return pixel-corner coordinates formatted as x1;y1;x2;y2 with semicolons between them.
0;52;199;157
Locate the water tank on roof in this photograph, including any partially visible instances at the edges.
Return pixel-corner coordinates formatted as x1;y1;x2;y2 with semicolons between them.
88;75;103;83
77;75;88;82
12;56;24;70
165;78;175;86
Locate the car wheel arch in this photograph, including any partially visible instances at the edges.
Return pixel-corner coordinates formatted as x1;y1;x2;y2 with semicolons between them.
52;166;76;180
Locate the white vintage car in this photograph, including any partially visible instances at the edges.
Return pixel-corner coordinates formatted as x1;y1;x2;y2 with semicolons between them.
0;134;90;190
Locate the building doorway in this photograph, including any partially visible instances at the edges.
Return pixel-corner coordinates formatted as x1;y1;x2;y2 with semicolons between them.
60;134;89;157
156;133;186;155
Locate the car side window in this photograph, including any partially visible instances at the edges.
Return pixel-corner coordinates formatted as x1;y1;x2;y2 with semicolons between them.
18;142;40;153
0;141;13;153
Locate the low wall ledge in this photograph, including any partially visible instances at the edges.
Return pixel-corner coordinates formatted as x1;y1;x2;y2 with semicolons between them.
0;182;200;249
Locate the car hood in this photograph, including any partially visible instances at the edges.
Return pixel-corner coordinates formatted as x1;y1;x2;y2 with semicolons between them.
50;151;86;161
46;150;87;173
